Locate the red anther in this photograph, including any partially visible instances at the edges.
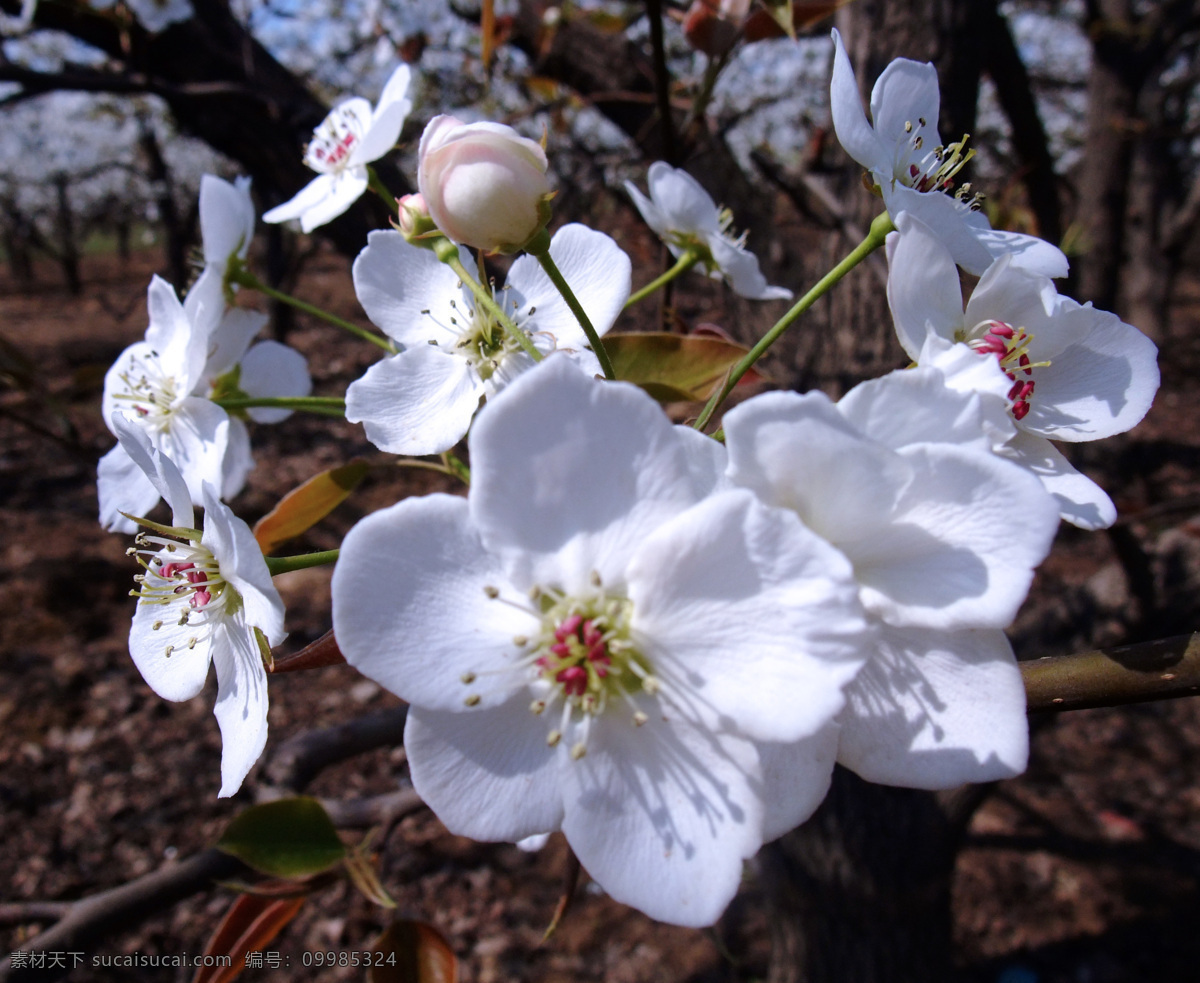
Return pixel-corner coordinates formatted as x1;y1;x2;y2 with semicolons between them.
1012;401;1031;420
550;642;570;659
342;133;355;147
582;620;603;648
910;164;920;179
555;614;583;642
191;589;211;608
535;655;550;670
989;323;1014;338
587;643;610;666
1017;381;1035;401
556;666;588;696
160;561;194;579
1018;354;1031;371
1008;381;1023;401
186;570;207;585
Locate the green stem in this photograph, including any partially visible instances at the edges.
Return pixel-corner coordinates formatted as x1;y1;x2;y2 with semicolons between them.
231;267;394;353
366;165;399;215
441;451;471;485
524;228;616;380
694;212;895;431
214;396;346;418
624;248;701;308
433;239;544;364
265;550;340;576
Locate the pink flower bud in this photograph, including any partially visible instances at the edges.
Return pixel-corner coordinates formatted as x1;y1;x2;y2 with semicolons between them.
396;192;438;243
417;115;553;254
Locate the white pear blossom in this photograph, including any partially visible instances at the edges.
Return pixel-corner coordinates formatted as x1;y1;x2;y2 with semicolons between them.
625;162;793;301
723;379;1060;791
264;64;414;233
99;275;311;532
332;359;871;926
346;222;630;456
114;415;285;797
829;28;1068;279
887;213;1160;529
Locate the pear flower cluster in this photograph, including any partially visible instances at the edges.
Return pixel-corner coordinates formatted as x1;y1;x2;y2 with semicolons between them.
94;40;1160;932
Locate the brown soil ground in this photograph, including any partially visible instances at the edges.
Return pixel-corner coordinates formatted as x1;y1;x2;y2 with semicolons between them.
2;243;1199;983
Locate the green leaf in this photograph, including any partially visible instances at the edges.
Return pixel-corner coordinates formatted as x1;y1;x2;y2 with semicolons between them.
369;920;458;983
604;331;756;402
252;460;370;554
216;798;346;878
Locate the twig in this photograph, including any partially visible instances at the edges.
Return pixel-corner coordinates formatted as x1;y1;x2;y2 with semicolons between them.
319;789;425;830
264;705;410;793
0;902;70;927
1022;632;1200;712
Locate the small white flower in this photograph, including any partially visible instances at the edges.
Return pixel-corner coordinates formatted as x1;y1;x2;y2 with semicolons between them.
114;414;285;797
625;162;793;301
417;115;553;253
264;64;414;233
346;223;630;456
99;276;311;532
829;27;1068;278
723;380;1060;791
886;212;1160;529
332;359;870;926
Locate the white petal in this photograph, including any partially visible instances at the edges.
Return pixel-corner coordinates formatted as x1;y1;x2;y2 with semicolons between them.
886;214;965;359
504;224;631;348
723;390;911;548
646;162;722;235
868;57;941;158
211;616;270;797
757;724;840;842
674;424;730;497
98;442;165;534
837;626;1028;789
220;418;255;501
707;236;792;300
838;365;1005;453
971;226;1069;279
352;64;413;165
352;229;472;347
625;179;671;241
146;275;212;390
559;710;764;928
239;341;312;423
162;398;231;505
331;494;535;712
345;346;482;456
108;412;194;527
405;702;564;841
999;430;1116;530
854;443;1059;630
201;483;286;646
263;173;339;224
204;308;267;380
199;174;255;267
883;184;995;276
298;169;370;233
467;358;701;591
629;490;867;744
1019;301;1159;442
828;29;890;173
129;583;213;701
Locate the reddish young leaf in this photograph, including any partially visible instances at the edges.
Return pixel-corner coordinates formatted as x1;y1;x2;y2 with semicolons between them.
192;893;306;983
268;629;346;674
369;920;458;983
252;460;370;554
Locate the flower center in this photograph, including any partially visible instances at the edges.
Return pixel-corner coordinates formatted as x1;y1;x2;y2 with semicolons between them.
892;120;983;209
423;287;552;382
128;528;238;658
112;350;181;432
460;579;659;760
304;103;370;174
962;319;1050;421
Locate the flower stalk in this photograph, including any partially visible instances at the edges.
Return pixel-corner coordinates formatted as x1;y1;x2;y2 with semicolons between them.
230;266;395;353
624;247;702;309
524;228;616;380
694;211;894;431
265;550;341;576
214;395;346;418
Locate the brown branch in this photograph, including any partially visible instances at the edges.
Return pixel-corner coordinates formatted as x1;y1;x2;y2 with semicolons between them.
263;704;409;793
1022;632;1200;713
